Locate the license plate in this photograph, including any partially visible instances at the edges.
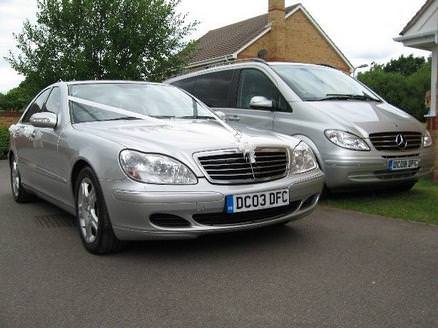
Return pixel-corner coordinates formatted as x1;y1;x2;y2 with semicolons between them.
226;189;290;214
388;159;420;171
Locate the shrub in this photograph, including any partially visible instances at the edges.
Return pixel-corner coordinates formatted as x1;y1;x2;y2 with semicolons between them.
358;56;431;122
0;128;10;160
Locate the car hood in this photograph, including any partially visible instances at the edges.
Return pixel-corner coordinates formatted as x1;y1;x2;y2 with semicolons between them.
74;119;300;154
305;101;424;137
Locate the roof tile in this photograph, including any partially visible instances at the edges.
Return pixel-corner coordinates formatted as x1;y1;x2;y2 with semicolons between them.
189;4;300;63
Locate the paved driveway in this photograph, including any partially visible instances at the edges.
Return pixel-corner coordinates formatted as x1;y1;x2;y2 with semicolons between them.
0;160;437;328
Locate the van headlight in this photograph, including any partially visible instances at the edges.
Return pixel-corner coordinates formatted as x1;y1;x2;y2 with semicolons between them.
119;150;198;185
423;130;432;148
290;142;318;174
325;130;370;151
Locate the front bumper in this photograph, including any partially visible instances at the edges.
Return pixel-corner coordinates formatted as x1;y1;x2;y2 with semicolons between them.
323;147;434;189
102;170;324;240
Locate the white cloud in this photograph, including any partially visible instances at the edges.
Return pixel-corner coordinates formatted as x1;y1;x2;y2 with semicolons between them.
0;0;432;93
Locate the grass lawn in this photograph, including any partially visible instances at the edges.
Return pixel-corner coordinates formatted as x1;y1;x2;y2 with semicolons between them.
321;179;438;225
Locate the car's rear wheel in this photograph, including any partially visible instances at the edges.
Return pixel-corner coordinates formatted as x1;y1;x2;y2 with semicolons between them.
10;155;34;203
75;167;123;254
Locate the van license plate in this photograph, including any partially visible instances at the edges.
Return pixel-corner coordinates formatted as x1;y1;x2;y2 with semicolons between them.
388;159;420;171
226;189;290;214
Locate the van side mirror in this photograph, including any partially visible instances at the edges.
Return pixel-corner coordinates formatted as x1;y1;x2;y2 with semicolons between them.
29;112;58;129
249;96;274;109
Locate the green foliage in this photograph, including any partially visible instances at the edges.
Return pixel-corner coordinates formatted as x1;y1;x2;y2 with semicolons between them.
0;93;5;111
383;54;426;76
0;80;37;112
0;128;10;160
358;55;431;121
7;0;198;91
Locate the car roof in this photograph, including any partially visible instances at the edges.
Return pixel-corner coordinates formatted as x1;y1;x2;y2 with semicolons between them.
45;80;165;89
65;80;162;86
165;61;330;83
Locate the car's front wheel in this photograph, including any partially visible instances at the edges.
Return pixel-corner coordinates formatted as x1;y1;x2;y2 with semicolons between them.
75;167;123;254
10;155;34;203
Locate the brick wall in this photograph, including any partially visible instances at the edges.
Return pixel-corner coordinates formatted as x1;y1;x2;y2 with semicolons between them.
238;9;351;73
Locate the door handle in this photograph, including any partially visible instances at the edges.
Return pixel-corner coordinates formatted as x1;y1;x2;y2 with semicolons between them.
227;115;241;122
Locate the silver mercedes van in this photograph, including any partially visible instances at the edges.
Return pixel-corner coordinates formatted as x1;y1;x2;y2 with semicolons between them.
166;60;434;191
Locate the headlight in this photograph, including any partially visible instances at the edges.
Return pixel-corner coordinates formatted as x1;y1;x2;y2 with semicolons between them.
119;150;197;185
290;142;318;174
423;130;432;148
325;130;370;151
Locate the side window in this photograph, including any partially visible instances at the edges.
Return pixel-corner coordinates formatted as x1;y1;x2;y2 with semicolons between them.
194;71;234;108
173;77;198;97
173;70;234;108
237;69;278;110
22;88;51;123
45;87;61;114
237;69;290;112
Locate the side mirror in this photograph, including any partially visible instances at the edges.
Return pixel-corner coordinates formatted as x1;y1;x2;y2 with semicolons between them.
29;112;57;129
249;96;274;109
215;111;226;121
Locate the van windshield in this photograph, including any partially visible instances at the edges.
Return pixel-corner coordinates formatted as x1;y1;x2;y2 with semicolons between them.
272;65;381;102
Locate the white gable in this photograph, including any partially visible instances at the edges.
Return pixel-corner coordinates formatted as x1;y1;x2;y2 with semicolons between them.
404;0;438;36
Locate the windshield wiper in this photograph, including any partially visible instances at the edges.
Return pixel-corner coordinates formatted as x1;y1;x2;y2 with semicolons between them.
319;93;381;102
179;115;216;120
149;115;177;119
101;117;141;122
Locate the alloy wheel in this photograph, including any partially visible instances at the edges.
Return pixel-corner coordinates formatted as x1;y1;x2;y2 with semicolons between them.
11;159;20;198
77;178;99;244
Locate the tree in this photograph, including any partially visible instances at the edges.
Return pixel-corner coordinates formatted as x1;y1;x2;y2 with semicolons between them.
7;0;197;91
383;54;426;76
358;55;431;121
4;84;34;111
0;93;5;111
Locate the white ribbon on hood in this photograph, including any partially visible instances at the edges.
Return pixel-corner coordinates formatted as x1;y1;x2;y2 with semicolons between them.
68;95;257;158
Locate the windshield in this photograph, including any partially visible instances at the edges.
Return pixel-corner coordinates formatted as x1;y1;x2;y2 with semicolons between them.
69;83;215;123
272;65;381;102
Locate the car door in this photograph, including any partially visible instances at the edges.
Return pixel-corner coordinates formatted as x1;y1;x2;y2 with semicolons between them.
14;88;52;188
229;68;286;130
28;86;68;200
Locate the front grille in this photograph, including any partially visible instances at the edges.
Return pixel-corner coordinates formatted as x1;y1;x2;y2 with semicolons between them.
195;148;289;185
369;132;422;151
193;201;302;226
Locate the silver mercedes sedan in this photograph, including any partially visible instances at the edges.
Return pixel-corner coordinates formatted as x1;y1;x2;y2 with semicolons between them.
8;81;324;254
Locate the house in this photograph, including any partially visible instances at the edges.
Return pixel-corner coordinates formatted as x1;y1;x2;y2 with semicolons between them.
188;0;353;73
394;0;438;181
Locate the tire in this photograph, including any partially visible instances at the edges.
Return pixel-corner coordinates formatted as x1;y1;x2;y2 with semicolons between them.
10;155;35;203
75;167;123;254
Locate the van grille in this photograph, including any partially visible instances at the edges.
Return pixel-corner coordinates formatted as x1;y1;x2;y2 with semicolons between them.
369;132;422;151
195;148;289;185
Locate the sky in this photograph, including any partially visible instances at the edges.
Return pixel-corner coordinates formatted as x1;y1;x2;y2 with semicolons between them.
0;0;431;93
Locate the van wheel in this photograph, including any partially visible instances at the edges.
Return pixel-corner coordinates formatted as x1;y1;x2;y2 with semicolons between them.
75;167;123;254
10;155;34;203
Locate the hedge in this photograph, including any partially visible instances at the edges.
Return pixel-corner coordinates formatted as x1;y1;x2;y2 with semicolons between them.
0;127;9;160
